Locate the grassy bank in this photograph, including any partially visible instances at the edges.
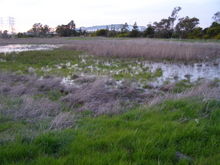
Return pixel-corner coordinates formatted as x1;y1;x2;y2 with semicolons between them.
0;98;220;165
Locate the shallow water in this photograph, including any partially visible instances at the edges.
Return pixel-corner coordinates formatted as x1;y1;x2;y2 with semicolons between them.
0;44;59;53
60;58;220;87
142;59;220;86
0;44;219;86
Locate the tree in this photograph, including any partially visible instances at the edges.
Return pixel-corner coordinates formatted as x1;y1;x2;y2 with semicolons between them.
170;6;182;30
129;22;139;37
133;22;138;31
56;20;77;37
2;30;9;38
28;23;50;37
95;29;108;37
42;25;50;35
212;11;220;24
56;25;74;37
153;19;172;38
30;23;43;36
202;12;220;39
153;6;181;38
121;22;129;33
143;24;155;38
188;27;203;39
206;22;220;39
175;16;199;38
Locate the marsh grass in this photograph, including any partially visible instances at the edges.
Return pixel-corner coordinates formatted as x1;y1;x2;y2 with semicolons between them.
0;49;82;73
0;50;164;82
63;39;220;62
0;98;220;164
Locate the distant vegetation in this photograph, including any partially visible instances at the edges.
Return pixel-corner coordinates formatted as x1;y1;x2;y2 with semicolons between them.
9;7;220;40
92;9;220;39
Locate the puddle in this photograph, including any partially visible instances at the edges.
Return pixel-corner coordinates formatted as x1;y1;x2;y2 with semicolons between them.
0;44;60;54
145;59;220;86
60;57;220;87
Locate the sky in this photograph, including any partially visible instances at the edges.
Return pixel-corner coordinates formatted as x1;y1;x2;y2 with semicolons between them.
0;0;219;32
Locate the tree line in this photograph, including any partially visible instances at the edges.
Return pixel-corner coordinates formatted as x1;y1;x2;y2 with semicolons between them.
94;8;220;39
14;7;220;39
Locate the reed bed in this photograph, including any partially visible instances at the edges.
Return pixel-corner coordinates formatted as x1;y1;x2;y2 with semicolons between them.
63;39;220;62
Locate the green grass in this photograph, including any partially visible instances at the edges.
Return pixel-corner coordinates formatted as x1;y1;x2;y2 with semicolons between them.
0;49;163;81
0;49;82;74
172;80;194;93
0;98;219;165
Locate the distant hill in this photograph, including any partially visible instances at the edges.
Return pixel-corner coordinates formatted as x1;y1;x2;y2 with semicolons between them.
77;24;146;32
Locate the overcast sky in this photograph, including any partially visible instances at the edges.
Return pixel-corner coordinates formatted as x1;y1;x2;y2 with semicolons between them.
0;0;219;32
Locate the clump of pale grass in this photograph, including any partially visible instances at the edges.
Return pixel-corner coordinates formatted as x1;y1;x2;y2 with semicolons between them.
15;96;60;121
49;112;75;130
62;78;154;115
149;81;220;105
0;72;69;96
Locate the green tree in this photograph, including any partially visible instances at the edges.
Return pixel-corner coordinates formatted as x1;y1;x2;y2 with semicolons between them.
2;30;9;38
153;6;181;38
56;25;73;37
129;22;139;37
212;11;220;24
206;22;220;39
29;23;43;36
95;29;109;37
169;6;181;37
153;19;172;38
175;16;199;38
42;25;50;35
28;23;50;37
188;27;203;39
143;24;155;38
121;22;129;33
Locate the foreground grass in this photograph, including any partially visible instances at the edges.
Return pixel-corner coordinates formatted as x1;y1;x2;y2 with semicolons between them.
0;98;220;165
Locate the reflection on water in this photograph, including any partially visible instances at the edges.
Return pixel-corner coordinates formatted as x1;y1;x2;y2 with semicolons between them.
144;59;220;86
0;44;59;53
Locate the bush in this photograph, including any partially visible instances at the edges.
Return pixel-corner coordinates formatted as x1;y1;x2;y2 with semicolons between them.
95;29;109;37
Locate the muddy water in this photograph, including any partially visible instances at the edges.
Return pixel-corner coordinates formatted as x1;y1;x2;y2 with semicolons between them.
0;44;59;53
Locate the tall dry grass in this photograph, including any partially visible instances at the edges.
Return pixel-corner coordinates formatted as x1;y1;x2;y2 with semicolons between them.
63;39;220;62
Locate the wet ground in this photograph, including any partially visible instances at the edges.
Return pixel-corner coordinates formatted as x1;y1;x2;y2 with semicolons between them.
0;44;219;87
0;44;60;53
58;55;220;87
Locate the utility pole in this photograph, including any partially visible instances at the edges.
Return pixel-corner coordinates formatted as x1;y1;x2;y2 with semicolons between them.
0;17;3;31
8;17;15;33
